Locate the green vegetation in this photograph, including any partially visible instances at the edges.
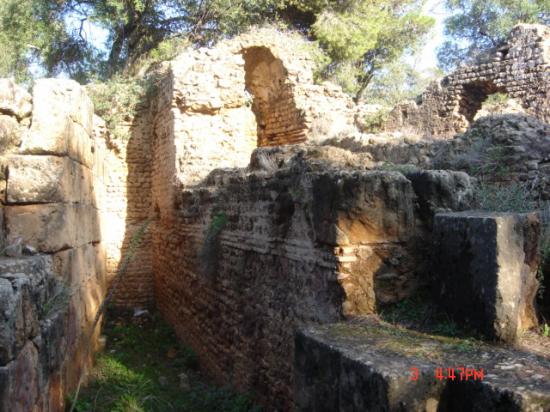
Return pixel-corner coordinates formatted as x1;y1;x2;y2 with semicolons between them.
40;281;71;319
380;292;476;340
70;313;260;412
361;108;391;133
0;0;434;101
87;75;160;141
198;212;229;278
438;0;550;71
376;162;420;175
542;323;550;338
483;92;510;106
473;181;536;213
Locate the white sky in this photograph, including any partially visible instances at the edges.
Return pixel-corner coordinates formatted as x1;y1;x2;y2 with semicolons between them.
410;0;448;71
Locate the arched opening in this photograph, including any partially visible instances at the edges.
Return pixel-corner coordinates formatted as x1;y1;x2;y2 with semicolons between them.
458;80;506;122
242;47;307;147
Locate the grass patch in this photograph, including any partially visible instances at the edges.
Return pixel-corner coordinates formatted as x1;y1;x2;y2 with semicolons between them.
473;181;536;213
71;313;260;412
379;292;478;341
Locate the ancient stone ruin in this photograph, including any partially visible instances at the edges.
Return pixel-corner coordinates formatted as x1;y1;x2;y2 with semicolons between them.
383;24;550;137
1;25;550;411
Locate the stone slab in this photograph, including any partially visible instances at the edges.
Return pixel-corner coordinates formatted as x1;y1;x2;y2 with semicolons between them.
432;211;540;342
4;204;100;253
4;155;95;205
295;319;550;412
20;79;94;167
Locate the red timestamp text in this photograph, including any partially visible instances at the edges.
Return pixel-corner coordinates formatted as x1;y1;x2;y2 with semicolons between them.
409;367;485;382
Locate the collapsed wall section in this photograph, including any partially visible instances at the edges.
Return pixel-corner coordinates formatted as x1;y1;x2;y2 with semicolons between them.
0;79;107;411
384;24;550;137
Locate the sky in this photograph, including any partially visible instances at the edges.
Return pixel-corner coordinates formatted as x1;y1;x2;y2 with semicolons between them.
412;0;448;71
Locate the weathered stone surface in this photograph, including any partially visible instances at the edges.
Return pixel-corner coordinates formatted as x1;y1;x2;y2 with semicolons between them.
0;115;23;154
0;256;53;365
20;79;94;167
0;79;32;120
3;155;95;205
406;170;474;229
432;211;540;342
295;319;550;412
4;203;100;253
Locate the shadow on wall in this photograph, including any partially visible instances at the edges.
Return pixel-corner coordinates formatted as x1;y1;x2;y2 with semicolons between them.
109;103;154;309
242;46;307;147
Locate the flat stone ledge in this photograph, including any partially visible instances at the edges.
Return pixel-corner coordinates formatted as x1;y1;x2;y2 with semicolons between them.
295;318;550;412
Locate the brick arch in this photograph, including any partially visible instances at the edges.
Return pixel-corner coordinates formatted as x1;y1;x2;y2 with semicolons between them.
458;80;506;123
242;46;307;147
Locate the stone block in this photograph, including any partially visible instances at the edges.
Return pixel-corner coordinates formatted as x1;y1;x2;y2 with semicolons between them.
0;341;40;412
0;115;23;154
311;171;415;245
20;79;94;167
295;319;550;412
4;155;95;205
0;79;32;119
0;256;53;365
53;243;104;287
432;211;540;342
4;204;100;253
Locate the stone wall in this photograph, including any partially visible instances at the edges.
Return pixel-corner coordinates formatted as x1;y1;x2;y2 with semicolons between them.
151;141;473;408
92;106;154;308
384;24;550;137
0;79;107;411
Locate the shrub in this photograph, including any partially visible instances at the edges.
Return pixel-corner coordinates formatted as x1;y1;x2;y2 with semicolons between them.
87;73;163;142
361;108;390;133
473;181;536;213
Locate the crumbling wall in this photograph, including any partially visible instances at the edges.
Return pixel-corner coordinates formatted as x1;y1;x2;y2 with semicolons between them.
384;24;550;137
0;79;107;411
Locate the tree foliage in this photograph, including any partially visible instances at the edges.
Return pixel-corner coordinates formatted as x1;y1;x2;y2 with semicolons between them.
438;0;550;71
312;0;434;101
0;0;434;100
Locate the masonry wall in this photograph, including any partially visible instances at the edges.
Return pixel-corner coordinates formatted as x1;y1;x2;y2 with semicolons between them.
152;164;421;410
0;79;107;411
93;106;154;308
384;24;550;137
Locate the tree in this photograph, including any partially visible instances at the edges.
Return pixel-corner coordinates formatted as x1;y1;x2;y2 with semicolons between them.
362;60;443;106
0;0;434;95
312;0;434;102
0;0;278;82
438;0;550;72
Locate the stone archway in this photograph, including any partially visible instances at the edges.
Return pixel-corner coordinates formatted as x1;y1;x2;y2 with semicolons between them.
458;80;506;123
242;47;307;147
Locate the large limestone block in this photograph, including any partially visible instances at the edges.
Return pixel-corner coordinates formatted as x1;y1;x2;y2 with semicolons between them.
4;155;95;205
53;244;106;290
311;171;415;245
432;211;540;342
0;115;23;154
4;204;100;252
19;79;94;167
0;79;32;119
